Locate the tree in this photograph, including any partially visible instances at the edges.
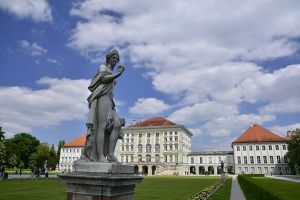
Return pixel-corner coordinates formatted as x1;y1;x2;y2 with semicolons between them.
48;144;58;170
287;128;300;175
0;142;6;165
57;140;65;158
0;127;5;142
4;133;40;168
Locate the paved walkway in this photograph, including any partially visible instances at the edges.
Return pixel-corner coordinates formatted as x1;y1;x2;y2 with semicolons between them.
230;175;246;200
266;175;300;183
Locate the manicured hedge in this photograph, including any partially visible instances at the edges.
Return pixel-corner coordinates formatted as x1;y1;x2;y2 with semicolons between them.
241;174;265;177
237;175;279;200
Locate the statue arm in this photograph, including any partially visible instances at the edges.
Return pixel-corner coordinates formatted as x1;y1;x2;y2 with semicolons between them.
101;71;122;83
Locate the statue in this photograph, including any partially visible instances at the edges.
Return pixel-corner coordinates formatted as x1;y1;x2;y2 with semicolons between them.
221;160;224;172
80;49;125;163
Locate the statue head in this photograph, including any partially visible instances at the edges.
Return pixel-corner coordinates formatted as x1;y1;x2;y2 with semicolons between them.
106;49;120;65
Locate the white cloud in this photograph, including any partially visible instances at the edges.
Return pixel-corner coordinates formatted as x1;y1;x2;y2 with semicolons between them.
200;114;276;137
46;58;62;66
20;40;48;56
129;98;171;115
270;123;300;137
0;0;52;22
169;101;238;125
67;0;300;139
0;77;90;135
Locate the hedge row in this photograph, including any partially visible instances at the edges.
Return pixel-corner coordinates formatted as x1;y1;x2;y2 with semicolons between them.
240;174;265;177
237;175;279;200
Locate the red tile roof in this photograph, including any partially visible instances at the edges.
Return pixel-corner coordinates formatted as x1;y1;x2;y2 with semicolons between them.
64;134;86;147
233;124;287;143
130;117;176;127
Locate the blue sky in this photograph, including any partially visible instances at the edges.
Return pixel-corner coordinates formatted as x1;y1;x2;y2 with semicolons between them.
0;0;300;151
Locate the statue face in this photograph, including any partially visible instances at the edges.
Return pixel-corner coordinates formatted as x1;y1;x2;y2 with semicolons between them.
109;55;119;67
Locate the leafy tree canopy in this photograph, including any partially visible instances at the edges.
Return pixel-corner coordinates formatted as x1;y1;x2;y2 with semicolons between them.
287;128;300;174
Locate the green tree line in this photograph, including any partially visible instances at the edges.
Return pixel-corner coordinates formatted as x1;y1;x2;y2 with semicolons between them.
0;129;65;170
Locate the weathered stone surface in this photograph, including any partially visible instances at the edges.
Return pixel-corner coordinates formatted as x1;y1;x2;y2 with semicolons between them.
73;162;134;174
59;163;143;200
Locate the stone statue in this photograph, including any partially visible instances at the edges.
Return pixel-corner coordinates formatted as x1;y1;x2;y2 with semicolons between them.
80;49;125;163
221;160;224;172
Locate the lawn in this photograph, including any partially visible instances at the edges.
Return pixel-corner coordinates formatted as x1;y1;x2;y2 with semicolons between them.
239;177;300;200
207;178;232;200
0;176;219;200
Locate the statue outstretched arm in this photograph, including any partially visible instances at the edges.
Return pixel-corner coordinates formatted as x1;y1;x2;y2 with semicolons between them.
102;65;125;83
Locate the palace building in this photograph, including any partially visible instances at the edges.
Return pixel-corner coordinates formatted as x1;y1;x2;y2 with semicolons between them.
59;117;291;175
232;124;290;175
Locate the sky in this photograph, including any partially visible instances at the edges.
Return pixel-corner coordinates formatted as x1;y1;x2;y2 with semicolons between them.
0;0;300;151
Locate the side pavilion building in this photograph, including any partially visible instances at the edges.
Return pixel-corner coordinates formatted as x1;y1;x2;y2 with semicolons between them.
232;124;290;175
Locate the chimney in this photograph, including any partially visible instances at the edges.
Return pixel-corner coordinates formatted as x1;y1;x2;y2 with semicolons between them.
132;120;136;125
250;122;254;128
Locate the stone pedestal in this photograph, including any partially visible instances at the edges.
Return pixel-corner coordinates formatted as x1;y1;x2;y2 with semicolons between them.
220;171;227;179
58;163;143;200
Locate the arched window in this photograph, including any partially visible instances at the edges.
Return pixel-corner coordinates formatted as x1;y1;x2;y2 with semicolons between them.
191;157;194;164
138;154;142;162
146;154;151;162
155;154;160;163
155;144;160;153
146;144;151;153
138;144;142;153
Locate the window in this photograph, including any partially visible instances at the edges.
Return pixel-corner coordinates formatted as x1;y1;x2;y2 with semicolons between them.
170;155;173;163
244;156;247;164
200;157;203;164
156;132;159;137
249;146;253;151
164;138;167;142
122;146;124;151
237;156;241;164
277;156;281;163
275;145;279;150
139;133;142;138
131;138;134;143
262;145;266;150
175;144;178;150
169;145;173;151
218;157;221;163
131;156;133;162
257;156;261;164
175;131;178;135
250;156;254;164
209;157;212;164
256;146;259;150
258;167;262;174
155;144;160;152
126;138;129;143
164;155;167;163
278;166;282;172
146;154;151;162
155;154;160;163
269;145;272;150
191;157;194;164
170;132;173;136
147;139;150;144
126;145;129;151
169;137;173;142
138;144;142;153
146;144;151;153
175;137;178;141
164;145;167;151
237;146;240;151
284;156;288;163
147;133;150;137
131;145;134;151
251;167;255;174
126;156;128;163
283;145;286;150
243;146;246;151
270;156;274;163
264;167;268;174
263;156;267;164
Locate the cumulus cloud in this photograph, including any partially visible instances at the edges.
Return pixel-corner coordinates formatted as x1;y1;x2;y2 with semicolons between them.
67;0;300;138
129;98;171;115
20;40;48;56
0;77;90;136
270;123;300;137
0;0;52;22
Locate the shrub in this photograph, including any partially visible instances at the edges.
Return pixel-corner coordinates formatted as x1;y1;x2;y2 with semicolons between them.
237;175;279;200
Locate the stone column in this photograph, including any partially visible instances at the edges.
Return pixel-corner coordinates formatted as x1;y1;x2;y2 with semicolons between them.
59;162;143;200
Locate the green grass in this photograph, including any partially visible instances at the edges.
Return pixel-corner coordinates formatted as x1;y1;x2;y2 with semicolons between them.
207;178;232;200
240;177;300;200
135;176;219;200
0;176;219;200
0;179;65;200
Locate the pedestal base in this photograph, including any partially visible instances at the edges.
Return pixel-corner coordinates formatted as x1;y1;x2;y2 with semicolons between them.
59;163;143;200
220;171;227;179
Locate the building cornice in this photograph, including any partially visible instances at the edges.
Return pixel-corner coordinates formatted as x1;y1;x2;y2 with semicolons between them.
123;125;193;136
